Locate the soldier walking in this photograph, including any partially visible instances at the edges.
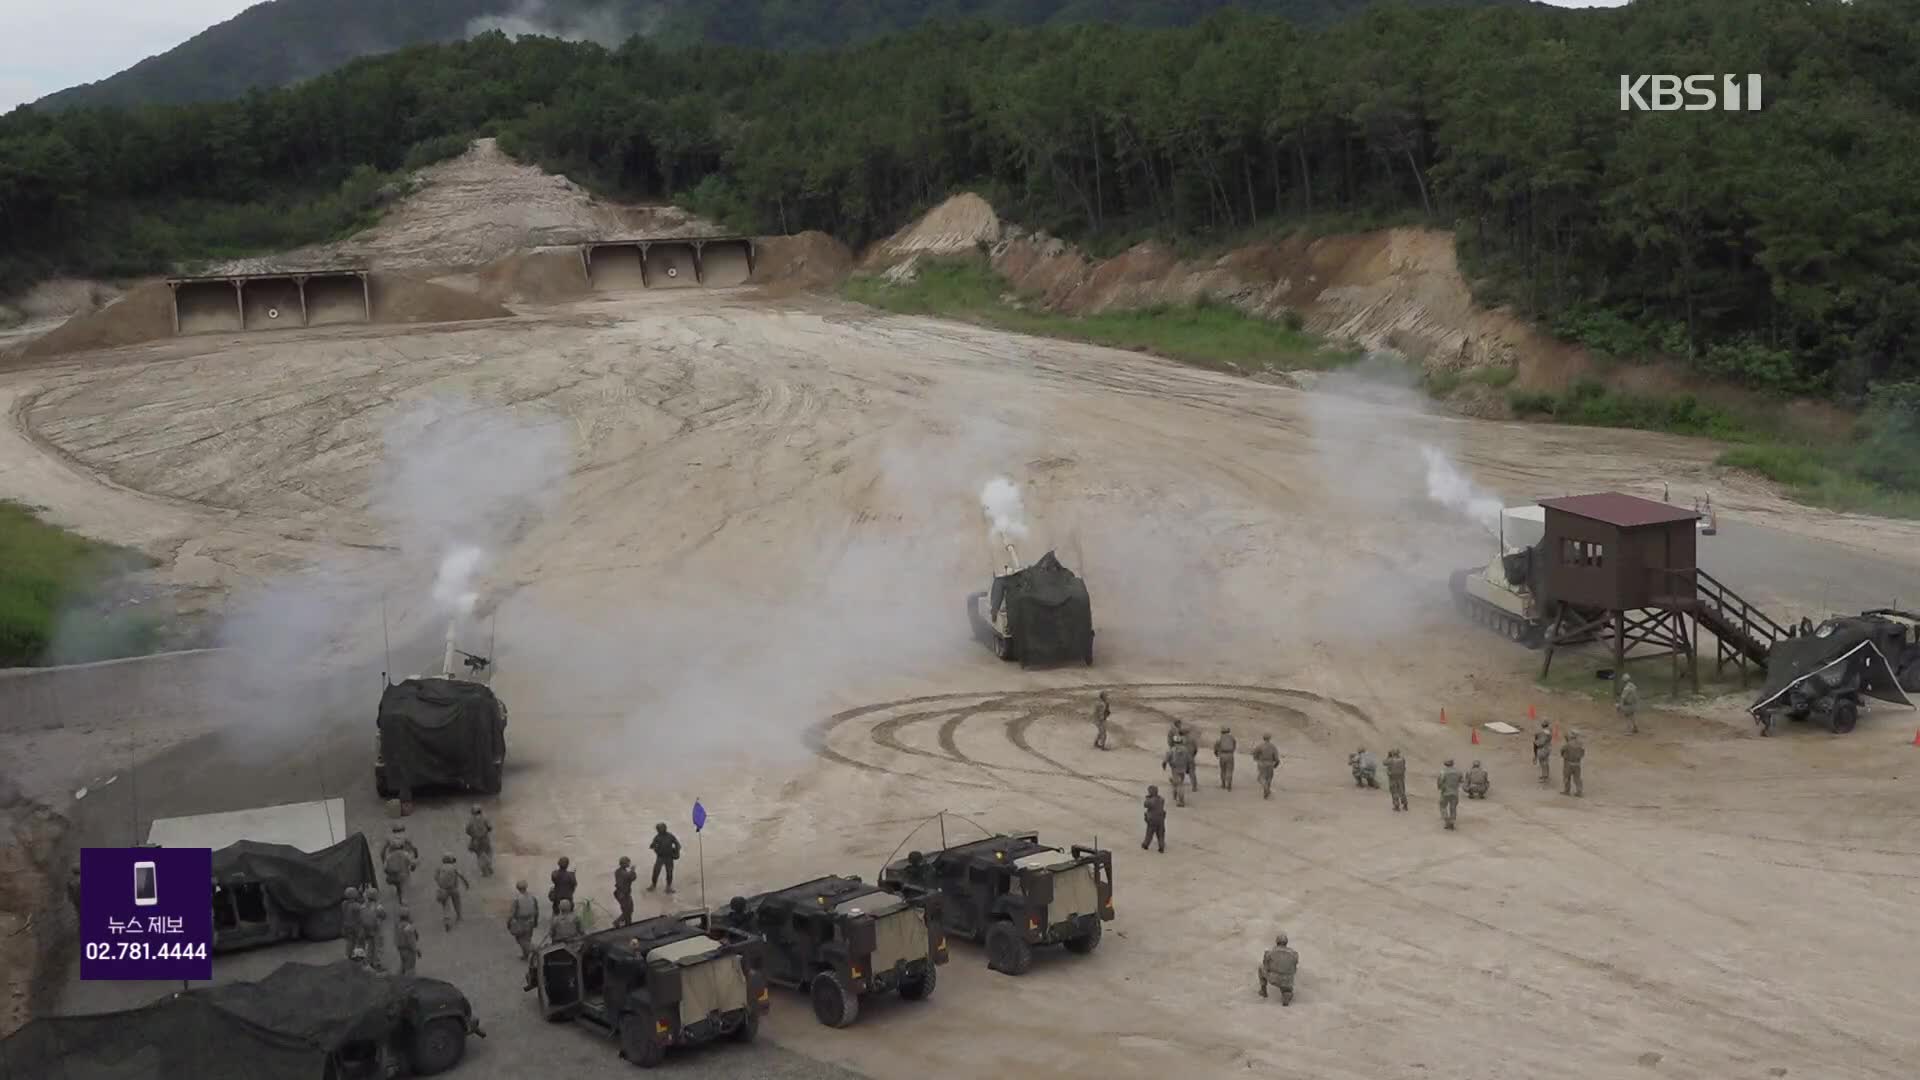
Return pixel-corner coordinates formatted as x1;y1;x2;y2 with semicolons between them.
547;898;584;944
465;805;494;877
1167;719;1187;749
1092;690;1111;750
1617;674;1639;734
1351;747;1379;788
613;856;637;927
1214;726;1237;790
507;880;540;960
395;906;422;975
434;854;471;932
1466;760;1490;799
1384;748;1408;811
549;857;577;910
1141;785;1167;853
342;886;364;960
1252;734;1280;799
351;946;374;973
357;892;388;971
1163;739;1196;806
1534;720;1553;785
1258;932;1299;1005
1561;730;1586;796
648;823;682;894
382;823;419;904
1437;758;1463;830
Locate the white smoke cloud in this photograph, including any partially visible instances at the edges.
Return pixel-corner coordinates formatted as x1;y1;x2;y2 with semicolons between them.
980;476;1029;543
465;1;652;48
1419;445;1503;537
431;545;485;617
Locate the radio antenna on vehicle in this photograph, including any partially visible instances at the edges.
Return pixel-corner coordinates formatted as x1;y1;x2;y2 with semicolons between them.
380;594;393;686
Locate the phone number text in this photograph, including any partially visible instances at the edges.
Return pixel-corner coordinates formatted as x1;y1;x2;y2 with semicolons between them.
84;941;208;961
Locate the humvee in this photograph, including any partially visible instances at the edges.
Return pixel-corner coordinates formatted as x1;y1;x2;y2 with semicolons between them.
878;832;1112;975
714;875;947;1028
530;911;769;1067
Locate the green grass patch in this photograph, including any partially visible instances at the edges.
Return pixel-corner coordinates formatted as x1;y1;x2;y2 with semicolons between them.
0;500;164;667
842;258;1357;373
1535;653;1761;706
1715;444;1920;517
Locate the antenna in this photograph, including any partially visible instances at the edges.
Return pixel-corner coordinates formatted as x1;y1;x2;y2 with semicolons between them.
381;594;393;685
488;612;498;678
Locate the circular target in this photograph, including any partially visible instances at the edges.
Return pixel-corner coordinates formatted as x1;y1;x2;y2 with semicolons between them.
266;308;280;319
666;267;678;278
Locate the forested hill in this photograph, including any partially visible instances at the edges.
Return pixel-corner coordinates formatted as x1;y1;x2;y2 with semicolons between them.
33;0;1523;110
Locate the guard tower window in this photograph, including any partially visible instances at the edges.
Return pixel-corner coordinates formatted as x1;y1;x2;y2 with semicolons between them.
1561;540;1605;568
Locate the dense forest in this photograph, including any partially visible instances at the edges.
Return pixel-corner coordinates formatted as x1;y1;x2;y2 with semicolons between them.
34;0;1510;109
3;0;1919;401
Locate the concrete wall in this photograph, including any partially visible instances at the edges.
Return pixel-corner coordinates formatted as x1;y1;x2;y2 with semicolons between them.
305;275;368;326
0;650;229;735
175;281;242;335
588;246;646;291
645;242;699;288
700;240;752;287
240;278;303;330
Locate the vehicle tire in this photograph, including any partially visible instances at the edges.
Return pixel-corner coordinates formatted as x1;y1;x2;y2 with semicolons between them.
985;921;1033;976
1832;699;1859;734
899;964;936;1001
619;1014;666;1067
1062;915;1102;955
733;1008;759;1043
810;970;859;1028
407;1017;467;1075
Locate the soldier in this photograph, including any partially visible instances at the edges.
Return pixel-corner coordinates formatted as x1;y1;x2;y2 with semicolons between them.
1617;674;1639;734
1252;734;1280;799
341;886;364;960
465;805;494;876
1092;690;1111;750
647;823;682;894
1142;785;1167;853
1561;730;1585;796
1167;719;1187;749
547;898;584;944
1163;739;1196;806
1437;758;1463;830
1534;720;1553;785
357;893;388;971
1258;932;1299;1005
1351;747;1379;789
1384;748;1409;811
394;906;422;975
383;835;416;905
381;822;419;867
507;879;540;960
351;945;374;973
434;854;471;932
549;856;577;910
613;856;637;927
1214;726;1237;790
1466;759;1490;799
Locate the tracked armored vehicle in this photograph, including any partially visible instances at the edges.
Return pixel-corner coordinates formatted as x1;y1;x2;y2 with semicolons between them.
375;620;508;800
878;832;1112;976
530;911;769;1068
967;546;1095;667
1449;505;1551;646
713;875;946;1028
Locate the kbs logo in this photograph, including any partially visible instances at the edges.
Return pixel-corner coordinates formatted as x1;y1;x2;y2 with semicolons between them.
1619;74;1763;112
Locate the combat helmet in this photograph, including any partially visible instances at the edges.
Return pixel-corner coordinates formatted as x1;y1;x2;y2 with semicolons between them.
344;887;359;901
1275;932;1288;946
442;853;456;863
1444;758;1455;767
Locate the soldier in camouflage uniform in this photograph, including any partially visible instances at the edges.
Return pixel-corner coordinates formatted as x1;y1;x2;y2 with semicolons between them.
434;854;471;931
1258;932;1299;1005
1437;758;1464;830
1351;748;1379;788
382;823;419;904
1561;730;1585;796
1163;739;1196;806
1617;675;1639;734
351;945;374;973
1092;690;1111;750
507;879;540;960
1141;785;1167;853
1214;726;1237;790
547;898;584;945
394;906;422;975
465;805;494;877
1465;760;1490;799
549;856;577;909
1252;734;1280;799
1534;720;1553;784
1384;748;1409;811
614;856;638;927
342;887;364;959
356;893;389;971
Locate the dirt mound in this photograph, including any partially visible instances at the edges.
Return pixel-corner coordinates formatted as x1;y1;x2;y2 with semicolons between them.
20;282;177;359
476;248;592;304
866;193;1001;265
204;139;725;275
11;278;123;319
369;273;511;323
751;231;853;293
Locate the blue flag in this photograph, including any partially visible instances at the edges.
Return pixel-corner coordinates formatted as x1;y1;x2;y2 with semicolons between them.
692;800;706;833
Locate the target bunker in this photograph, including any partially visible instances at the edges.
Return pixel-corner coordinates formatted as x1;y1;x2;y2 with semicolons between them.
166;269;372;335
580;238;755;291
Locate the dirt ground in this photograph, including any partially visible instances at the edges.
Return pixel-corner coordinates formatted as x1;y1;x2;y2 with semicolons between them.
3;288;1919;1079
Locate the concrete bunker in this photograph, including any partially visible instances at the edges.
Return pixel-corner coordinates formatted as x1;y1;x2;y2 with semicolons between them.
581;238;755;291
167;270;371;335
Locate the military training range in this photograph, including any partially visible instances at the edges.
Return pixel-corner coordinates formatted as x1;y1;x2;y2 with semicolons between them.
3;134;1918;1080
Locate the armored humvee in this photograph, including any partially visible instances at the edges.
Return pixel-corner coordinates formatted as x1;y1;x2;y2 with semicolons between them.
1750;610;1919;734
878;832;1112;976
713;875;947;1028
530;911;769;1068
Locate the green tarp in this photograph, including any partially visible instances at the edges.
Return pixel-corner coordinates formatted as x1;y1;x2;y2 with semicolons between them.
376;677;506;794
990;551;1094;666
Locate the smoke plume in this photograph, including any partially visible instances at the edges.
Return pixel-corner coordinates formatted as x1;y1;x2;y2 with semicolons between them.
1420;445;1503;537
980;476;1029;542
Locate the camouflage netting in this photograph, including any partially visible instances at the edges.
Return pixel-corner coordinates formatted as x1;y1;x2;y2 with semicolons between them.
213;833;376;928
0;962;469;1080
990;551;1094;665
377;678;506;793
1750;619;1916;715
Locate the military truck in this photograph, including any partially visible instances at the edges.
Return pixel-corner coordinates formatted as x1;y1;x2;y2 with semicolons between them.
878;832;1112;976
1750;611;1919;734
967;546;1095;667
713;875;946;1028
1449;505;1551;646
529;911;769;1068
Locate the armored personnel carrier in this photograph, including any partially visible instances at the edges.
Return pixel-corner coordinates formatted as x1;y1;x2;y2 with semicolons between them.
713;874;946;1027
967;546;1095;667
375;620;508;800
1449;505;1550;646
878;832;1111;975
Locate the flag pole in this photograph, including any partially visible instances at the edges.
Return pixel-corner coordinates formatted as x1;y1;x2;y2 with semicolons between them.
697;831;706;914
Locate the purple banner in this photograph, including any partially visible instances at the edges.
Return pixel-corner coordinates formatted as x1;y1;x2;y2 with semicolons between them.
80;847;213;981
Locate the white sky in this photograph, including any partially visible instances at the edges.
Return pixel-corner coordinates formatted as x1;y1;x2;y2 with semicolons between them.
0;0;1632;114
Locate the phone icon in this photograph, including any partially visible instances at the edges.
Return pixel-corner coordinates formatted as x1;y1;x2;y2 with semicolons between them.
133;861;158;906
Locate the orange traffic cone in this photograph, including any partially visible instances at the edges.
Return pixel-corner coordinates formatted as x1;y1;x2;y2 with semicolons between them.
1912;729;1919;746
1528;704;1537;721
1440;708;1448;725
1471;727;1480;745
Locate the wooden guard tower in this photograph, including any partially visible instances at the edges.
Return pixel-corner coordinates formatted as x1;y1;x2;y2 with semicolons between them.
1536;493;1723;695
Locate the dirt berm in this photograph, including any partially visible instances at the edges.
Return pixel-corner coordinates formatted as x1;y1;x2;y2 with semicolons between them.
20;274;510;358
